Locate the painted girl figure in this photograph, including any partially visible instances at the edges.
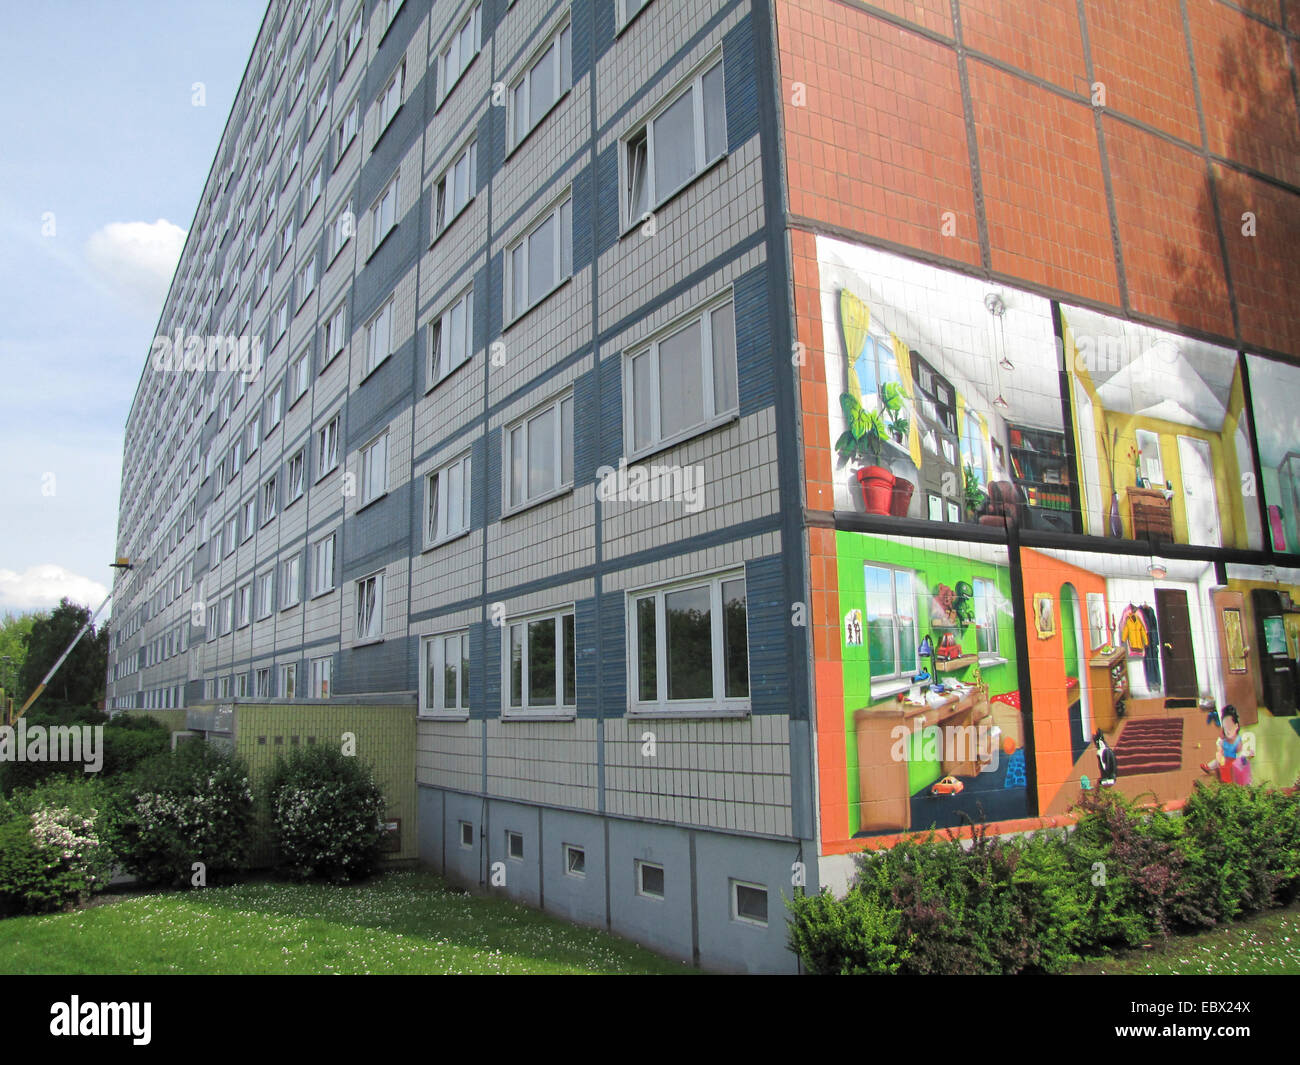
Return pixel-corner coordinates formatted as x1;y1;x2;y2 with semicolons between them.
1200;705;1254;785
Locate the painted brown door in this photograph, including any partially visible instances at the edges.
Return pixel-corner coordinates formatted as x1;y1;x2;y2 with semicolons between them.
1211;589;1258;725
1155;588;1198;701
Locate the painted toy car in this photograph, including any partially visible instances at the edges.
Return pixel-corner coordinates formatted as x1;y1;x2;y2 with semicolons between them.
931;775;964;797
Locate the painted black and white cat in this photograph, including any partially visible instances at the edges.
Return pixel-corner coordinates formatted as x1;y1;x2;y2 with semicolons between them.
1093;731;1118;787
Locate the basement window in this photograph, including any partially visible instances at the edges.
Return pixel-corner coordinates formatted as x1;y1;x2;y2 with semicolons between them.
635;860;664;899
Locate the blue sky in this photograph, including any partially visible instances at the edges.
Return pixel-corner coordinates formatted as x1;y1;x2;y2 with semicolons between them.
0;1;266;614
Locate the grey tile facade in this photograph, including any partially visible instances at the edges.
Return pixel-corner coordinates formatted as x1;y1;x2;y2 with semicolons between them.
108;0;813;973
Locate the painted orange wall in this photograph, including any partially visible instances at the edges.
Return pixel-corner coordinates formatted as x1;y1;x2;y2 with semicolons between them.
1020;548;1108;813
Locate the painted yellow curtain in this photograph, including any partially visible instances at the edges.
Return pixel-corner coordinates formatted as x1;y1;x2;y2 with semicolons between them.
977;410;992;481
955;392;967;472
839;290;869;401
891;334;923;468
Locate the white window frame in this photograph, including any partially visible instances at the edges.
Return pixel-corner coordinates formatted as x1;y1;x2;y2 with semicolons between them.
241;496;256;541
261;474;278;524
255;571;274;620
359;431;389;507
438;3;482;104
974;576;1001;660
376;59;405;134
504;193;572;323
281;554;302;609
563;843;585;878
627;569;750;717
354;571;384;641
731;879;769;927
503;391;574;513
329;199;354;261
297;255;317;308
286;448;306;502
624;293;738;459
306;156;324;209
255;666;271;699
364;295;395;375
312;532;337;596
322;300;348;367
420;630;470;716
616;0;652;32
428;286;474;386
317;416;340;478
424;450;472;547
635;860;665;900
433;138;477;238
620;52;727;231
340;4;363;67
506;830;524;861
280;661;297;699
310;655;333;698
370;172;400;252
508;18;572;151
335;97;360;160
267;383;284;429
235;582;251;628
502;605;576;717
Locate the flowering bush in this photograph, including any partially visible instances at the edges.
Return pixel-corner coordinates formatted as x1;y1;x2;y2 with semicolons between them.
265;746;387;883
0;803;111;915
111;741;254;887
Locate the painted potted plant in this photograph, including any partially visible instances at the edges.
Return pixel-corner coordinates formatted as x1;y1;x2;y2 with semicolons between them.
836;392;894;515
963;462;988;521
879;383;916;517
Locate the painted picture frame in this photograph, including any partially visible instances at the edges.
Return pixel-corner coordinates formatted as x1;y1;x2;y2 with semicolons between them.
1034;593;1056;638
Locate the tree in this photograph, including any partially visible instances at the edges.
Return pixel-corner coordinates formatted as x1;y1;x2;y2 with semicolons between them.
16;599;108;709
0;611;41;697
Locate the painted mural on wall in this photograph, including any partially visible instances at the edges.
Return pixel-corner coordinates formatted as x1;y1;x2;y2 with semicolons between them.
818;239;1074;532
1245;354;1300;554
1061;305;1260;550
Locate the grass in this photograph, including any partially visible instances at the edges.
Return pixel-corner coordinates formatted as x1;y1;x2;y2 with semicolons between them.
0;870;695;975
1072;902;1300;975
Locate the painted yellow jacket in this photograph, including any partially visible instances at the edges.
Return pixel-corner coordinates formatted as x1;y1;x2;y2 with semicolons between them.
1121;613;1149;653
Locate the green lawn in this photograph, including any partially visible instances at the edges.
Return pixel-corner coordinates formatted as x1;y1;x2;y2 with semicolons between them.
0;870;694;975
1072;903;1300;975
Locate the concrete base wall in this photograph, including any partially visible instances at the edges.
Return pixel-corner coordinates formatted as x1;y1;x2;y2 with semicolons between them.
417;784;806;973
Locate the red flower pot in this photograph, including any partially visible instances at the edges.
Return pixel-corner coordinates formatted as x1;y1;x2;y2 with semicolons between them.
856;466;895;515
889;477;915;517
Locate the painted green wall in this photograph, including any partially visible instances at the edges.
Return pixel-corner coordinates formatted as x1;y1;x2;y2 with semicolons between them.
835;532;1020;836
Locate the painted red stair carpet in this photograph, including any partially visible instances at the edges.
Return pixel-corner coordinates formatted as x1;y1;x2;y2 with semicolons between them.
1114;718;1184;776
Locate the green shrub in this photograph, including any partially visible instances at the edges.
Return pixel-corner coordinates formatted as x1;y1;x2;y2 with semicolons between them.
110;741;254;887
0;800;110;916
787;888;907;974
99;717;170;779
264;745;387;883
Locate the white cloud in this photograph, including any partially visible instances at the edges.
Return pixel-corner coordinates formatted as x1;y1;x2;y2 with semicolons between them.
0;565;109;613
84;219;185;315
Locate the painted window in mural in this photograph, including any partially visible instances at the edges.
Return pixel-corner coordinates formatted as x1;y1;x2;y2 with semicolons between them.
817;238;1070;531
839;533;1027;839
1061;305;1260;549
1244;355;1300;553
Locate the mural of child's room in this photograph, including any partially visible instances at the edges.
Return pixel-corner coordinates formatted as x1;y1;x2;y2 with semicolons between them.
837;532;1029;838
1245;355;1300;553
1022;548;1300;818
1061;305;1260;550
817;237;1075;533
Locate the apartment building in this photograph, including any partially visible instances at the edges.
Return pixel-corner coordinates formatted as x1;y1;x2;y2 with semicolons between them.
108;0;1300;973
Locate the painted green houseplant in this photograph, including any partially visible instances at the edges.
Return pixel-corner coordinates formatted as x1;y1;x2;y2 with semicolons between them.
837;383;911;516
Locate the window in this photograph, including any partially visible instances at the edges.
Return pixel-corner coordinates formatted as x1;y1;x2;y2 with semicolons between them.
210;524;224;567
504;607;576;713
336;97;360;157
258;256;272;300
626;296;737;456
241;497;256;540
510;21;571;148
306;158;324;208
355;572;383;640
377;60;404;132
322;301;347;366
974;577;1000;658
425;451;471;545
636;860;664;899
422;631;469;714
206;603;220;641
280;216;294;260
310;655;332;698
283;137;302;185
261;475;278;523
220;593;234;635
364;296;394;374
289;350;311;404
863;564;918;683
438;4;481;102
630;572;748;714
564;844;585;877
255;571;274;620
370;173;399;249
623;56;726;227
225;515;239;555
506;830;524;861
505;195;572;321
246;416;261;456
280;662;297;699
312;532;336;595
312;78;331;130
275;297;289;341
236;582;251;627
255;667;271;699
219;391;232;424
286;449;306;502
617;0;651;29
460;821;473;848
429;288;473;385
297;256;316;306
218;676;231;699
340;5;363;66
382;0;404;31
505;392;574;511
281;555;301;608
317;416;340;476
329;200;354;259
359;432;389;506
235;673;248;698
267;384;283;429
731;880;768;927
434;140;476;237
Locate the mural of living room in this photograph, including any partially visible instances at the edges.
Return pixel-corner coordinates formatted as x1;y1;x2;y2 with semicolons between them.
1245;354;1300;554
836;532;1029;838
817;237;1076;533
1061;305;1260;549
1023;548;1300;817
